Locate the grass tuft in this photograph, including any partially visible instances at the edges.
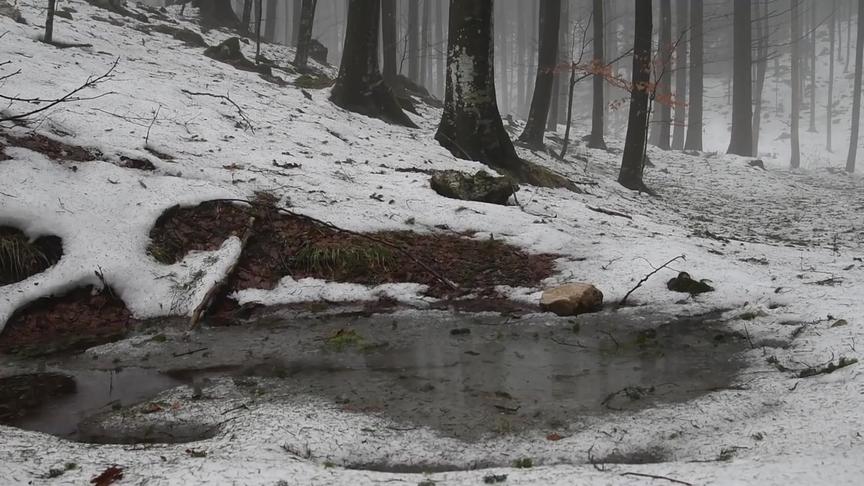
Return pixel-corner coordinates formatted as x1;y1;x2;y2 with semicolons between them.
0;231;50;285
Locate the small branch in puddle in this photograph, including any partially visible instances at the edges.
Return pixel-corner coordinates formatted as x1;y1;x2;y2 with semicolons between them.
172;347;208;358
617;255;686;308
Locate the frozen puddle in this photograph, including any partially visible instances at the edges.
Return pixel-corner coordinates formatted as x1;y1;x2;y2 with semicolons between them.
0;309;756;443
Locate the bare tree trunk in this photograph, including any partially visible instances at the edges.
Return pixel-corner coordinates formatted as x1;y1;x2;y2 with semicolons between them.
671;0;688;150
255;0;262;62
557;0;571;125
828;0;836;151
293;0;317;69
437;0;569;188
195;0;240;29
331;0;416;128
847;0;863;172
44;0;56;43
684;0;703;151
653;0;672;150
242;0;253;35
727;0;753;156
264;0;277;42
791;0;802;168
518;0;562;148
848;0;853;73
435;0;447;98
753;0;769;153
588;0;606;149
292;0;302;45
408;0;419;83
496;2;510;115
420;0;430;88
619;0;653;191
382;0;398;86
809;2;818;132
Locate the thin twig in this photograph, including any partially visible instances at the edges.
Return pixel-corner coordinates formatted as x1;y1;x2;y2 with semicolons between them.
0;58;119;122
180;89;254;132
617;255;686;308
620;472;693;486
145;104;161;145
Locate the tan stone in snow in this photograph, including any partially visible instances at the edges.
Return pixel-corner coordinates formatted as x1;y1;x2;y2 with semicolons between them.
540;283;603;316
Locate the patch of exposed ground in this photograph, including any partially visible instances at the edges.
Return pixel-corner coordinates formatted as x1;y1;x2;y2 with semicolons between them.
147;198;557;299
1;130;154;170
0;226;63;286
0;286;137;356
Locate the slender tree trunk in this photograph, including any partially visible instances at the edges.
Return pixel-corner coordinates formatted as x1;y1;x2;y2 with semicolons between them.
408;0;419;83
809;2;818;132
753;0;769;153
619;0;653;191
293;0;317;69
242;0;253;35
847;0;864;172
653;0;672;150
791;0;802;168
588;0;607;149
435;0;447;98
255;0;263;62
420;0;430;88
828;0;836;151
195;0;240;29
382;0;398;86
331;0;416;128
518;0;562;148
44;0;56;43
292;0;302;45
496;3;510;115
727;0;753;156
557;0;571;125
671;0;687;150
684;0;703;151
516;2;527;116
848;0;853;73
264;0;277;41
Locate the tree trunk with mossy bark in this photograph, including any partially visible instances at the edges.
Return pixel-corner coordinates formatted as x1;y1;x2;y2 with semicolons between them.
330;0;417;128
436;0;574;189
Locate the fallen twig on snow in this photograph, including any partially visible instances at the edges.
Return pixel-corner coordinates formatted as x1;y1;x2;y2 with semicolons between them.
1;58;118;122
620;472;693;486
617;255;686;308
189;217;255;330
587;205;632;219
180;89;254;132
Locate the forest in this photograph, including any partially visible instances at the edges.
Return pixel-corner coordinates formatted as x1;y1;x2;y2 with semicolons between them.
0;1;862;485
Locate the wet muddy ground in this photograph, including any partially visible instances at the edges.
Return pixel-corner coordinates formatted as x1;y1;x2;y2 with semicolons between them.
0;309;760;444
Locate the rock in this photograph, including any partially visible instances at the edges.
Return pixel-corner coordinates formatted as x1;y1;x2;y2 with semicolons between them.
430;170;517;205
748;159;766;170
666;272;714;294
204;37;271;76
540;283;604;316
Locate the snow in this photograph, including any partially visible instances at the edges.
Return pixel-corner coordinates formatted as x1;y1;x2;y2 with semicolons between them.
1;1;863;485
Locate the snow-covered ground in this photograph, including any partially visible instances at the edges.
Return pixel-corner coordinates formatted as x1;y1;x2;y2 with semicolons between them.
1;1;863;484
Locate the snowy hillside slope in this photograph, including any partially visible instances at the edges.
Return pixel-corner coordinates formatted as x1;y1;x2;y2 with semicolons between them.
0;1;863;485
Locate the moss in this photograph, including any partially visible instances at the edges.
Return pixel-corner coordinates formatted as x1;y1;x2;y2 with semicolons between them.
294;74;334;89
513;458;533;469
325;329;364;352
